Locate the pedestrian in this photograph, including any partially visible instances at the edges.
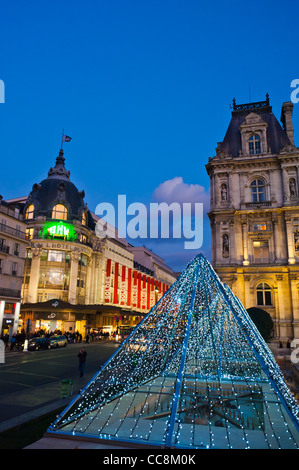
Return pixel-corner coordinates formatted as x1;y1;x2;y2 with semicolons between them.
10;334;16;350
78;347;87;378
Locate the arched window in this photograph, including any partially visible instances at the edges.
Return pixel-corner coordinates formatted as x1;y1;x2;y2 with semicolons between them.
52;204;68;220
256;282;272;306
249;134;261;155
250;179;265;203
25;204;34;220
82;212;88;226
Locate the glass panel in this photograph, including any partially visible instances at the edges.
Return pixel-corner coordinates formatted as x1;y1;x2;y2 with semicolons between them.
265;291;272;306
47;250;65;263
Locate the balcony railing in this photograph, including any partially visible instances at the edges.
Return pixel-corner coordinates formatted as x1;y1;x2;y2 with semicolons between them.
0;223;26;240
0;287;21;299
245;201;272;208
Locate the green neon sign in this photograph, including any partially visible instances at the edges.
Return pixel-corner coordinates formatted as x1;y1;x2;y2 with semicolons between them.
41;221;77;241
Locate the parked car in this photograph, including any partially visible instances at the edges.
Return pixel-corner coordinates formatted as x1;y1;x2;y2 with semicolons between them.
28;337;51;351
49;335;67;348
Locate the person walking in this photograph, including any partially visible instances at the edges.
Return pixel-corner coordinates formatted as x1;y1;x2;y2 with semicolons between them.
78;347;87;378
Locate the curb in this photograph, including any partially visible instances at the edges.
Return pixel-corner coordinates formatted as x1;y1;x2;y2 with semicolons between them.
0;396;74;434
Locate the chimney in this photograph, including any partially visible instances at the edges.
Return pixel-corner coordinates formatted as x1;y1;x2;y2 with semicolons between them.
281;101;295;145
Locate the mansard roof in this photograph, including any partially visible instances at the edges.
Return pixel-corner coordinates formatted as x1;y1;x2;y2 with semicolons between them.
22;149;95;230
219;95;292;158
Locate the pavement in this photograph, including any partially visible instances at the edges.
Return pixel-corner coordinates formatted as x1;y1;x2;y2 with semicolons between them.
1;341;299;450
0;342;131;449
0;348;148;449
0;348;94;438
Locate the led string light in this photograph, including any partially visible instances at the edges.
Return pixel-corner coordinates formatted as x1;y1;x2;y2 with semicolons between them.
48;255;299;449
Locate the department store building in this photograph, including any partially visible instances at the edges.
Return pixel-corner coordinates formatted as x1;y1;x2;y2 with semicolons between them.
7;149;177;337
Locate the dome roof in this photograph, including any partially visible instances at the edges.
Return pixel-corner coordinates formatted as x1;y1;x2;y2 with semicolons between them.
23;149;95;230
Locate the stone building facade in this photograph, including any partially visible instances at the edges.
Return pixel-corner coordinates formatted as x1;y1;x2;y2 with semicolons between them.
0;199;28;336
206;95;299;340
7;149;176;336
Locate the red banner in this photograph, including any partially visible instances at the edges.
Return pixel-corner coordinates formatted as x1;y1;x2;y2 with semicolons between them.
141;275;147;309
150;278;155;307
147;277;151;310
120;265;126;305
105;259;111;303
113;262;119;304
137;273;142;309
132;270;138;308
127;268;132;306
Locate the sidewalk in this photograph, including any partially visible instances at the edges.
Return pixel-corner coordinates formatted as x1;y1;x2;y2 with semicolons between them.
0;366;94;434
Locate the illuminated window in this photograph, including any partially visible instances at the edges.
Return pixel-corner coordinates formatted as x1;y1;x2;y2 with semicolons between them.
253;223;267;231
25;228;34;240
80;233;87;244
253;240;269;263
256;282;272;306
250;179;265;202
82;212;88;226
249;134;261;155
52;204;68;220
25;204;34;219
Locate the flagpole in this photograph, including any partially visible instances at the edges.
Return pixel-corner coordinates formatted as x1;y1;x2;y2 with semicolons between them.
61;128;64;150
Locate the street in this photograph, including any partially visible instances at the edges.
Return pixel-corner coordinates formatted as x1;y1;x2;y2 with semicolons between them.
0;340;119;425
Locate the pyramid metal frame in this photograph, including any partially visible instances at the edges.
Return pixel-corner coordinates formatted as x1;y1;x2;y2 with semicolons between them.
48;254;299;449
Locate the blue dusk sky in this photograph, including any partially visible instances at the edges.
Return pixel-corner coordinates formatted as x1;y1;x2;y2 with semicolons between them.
0;0;299;271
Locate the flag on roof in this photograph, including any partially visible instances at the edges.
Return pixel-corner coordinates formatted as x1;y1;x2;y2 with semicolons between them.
62;134;72;142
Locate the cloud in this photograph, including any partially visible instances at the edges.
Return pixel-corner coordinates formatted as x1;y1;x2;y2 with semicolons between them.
152;176;210;212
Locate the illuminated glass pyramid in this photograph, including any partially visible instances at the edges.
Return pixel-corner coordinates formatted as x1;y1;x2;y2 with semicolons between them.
48;254;299;449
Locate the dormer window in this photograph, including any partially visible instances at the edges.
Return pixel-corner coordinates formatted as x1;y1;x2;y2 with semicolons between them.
52;204;68;220
239;112;268;156
25;204;34;220
249;134;261;155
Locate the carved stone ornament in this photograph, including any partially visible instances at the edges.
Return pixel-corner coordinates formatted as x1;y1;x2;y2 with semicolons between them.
280;143;297;154
31;242;43;258
57;182;66;192
71;246;81;262
92;237;106;252
94;253;100;268
32;183;41;192
243;112;264;125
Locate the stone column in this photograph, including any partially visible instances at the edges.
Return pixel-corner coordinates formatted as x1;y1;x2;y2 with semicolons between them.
215;221;221;265
68;249;80;305
0;301;5;335
28;245;42;303
12;302;20;335
289;274;299;339
84;256;92;304
243;275;252;308
94;254;101;304
275;274;286;339
285;216;295;264
241;217;249;266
